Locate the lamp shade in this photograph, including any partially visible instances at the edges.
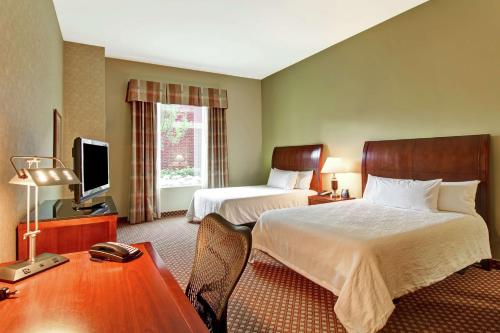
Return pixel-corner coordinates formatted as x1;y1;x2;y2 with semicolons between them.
321;157;347;174
8;171;36;186
10;168;80;187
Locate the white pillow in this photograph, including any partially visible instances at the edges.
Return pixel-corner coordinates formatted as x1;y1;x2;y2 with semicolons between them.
267;168;298;190
295;170;314;190
363;175;442;212
438;180;480;216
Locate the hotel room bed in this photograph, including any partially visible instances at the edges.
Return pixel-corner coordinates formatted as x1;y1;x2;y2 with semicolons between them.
186;144;324;225
186;185;316;225
250;135;492;333
252;199;491;333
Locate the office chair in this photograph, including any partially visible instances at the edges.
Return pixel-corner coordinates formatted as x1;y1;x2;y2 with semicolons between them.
185;213;252;333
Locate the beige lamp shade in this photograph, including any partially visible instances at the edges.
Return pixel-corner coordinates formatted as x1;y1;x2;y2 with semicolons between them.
9;168;80;187
8;171;36;186
321;157;347;174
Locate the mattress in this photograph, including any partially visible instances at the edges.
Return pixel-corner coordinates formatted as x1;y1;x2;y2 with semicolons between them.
251;199;491;333
186;185;316;225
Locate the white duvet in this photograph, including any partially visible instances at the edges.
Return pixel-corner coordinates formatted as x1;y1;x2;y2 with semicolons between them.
186;185;316;225
251;199;491;333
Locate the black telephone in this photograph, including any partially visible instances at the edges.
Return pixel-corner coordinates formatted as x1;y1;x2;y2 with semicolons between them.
89;242;143;263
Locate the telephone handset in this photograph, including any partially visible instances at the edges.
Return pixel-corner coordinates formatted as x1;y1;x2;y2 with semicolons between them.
89;242;143;262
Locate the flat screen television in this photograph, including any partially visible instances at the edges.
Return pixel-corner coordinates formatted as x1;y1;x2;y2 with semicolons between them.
71;137;110;204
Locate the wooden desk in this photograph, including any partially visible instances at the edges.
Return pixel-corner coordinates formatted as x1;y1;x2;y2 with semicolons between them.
0;243;207;333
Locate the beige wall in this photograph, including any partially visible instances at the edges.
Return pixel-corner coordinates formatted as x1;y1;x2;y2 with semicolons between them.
105;58;262;216
0;0;63;262
161;186;201;212
63;42;106;198
262;0;500;258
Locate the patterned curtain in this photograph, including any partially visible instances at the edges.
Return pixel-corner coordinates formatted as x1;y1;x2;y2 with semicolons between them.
129;101;160;224
126;79;228;108
126;79;229;221
207;107;229;188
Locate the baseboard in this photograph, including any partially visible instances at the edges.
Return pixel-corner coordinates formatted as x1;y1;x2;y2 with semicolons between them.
117;216;129;224
161;210;188;218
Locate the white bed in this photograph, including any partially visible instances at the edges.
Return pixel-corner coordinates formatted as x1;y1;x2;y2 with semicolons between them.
186;185;317;225
186;144;324;225
251;135;492;333
251;199;491;333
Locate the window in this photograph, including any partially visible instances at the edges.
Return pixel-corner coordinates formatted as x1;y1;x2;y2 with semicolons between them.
159;103;207;188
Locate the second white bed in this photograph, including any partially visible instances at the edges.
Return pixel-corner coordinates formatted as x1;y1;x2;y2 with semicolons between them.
186;185;316;225
251;199;491;333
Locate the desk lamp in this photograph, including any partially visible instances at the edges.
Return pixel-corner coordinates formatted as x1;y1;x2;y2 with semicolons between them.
320;157;347;198
0;156;80;283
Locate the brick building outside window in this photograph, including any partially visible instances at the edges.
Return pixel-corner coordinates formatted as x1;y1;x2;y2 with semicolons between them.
158;104;207;188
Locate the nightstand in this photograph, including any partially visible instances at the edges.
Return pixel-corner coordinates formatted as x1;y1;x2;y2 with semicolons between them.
308;195;355;205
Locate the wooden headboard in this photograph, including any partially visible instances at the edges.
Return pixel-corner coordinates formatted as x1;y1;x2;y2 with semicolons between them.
361;135;490;223
272;144;324;193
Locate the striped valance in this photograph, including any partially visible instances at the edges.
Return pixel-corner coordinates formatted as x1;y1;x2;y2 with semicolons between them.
126;79;228;109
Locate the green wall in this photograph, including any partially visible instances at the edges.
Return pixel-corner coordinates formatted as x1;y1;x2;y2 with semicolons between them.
262;0;500;258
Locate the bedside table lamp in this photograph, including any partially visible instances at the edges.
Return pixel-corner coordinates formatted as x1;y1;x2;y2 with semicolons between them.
321;157;346;198
0;156;80;283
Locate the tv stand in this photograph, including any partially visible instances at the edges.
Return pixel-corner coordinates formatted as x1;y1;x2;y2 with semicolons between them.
17;196;118;260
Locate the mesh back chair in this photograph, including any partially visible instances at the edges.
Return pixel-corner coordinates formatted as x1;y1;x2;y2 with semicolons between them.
186;213;252;333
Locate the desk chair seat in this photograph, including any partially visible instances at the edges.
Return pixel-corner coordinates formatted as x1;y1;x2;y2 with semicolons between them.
186;213;252;333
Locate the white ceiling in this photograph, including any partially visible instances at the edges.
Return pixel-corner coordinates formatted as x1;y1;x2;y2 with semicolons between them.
53;0;427;79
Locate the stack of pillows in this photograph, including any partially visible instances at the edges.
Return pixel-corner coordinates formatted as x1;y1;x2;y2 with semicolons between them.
267;168;314;190
363;174;480;216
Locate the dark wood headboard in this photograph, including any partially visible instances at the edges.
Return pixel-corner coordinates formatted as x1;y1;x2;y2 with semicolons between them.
361;135;490;223
272;144;324;193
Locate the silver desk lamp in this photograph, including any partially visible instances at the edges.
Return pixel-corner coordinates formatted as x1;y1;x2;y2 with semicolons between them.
0;156;80;283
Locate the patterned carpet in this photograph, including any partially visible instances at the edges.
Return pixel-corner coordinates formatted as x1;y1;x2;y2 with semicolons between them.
118;217;500;333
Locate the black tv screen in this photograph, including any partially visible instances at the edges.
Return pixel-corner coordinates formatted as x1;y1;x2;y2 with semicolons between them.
72;137;110;203
83;143;109;192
